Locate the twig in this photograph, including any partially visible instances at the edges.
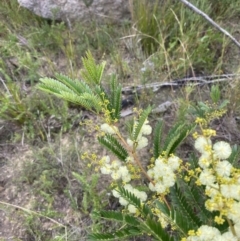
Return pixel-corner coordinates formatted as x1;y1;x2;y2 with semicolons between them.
178;0;240;49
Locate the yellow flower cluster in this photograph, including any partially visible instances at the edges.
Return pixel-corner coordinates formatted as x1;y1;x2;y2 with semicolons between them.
99;156;131;183
112;184;147;214
183;225;237;241
185;125;240;240
147;155;181;194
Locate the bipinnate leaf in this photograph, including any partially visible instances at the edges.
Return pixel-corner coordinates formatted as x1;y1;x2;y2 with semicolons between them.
60;91;101;112
169;185;201;234
126;119;134;137
109;75;122;120
144;217;174;241
81;50;106;85
93;210;124;222
38;77;74;96
177;178;229;232
54;73;92;95
93;210;141;227
133;106;152;141
153;120;164;159
155;200;170;217
162;122;195;156
177;177;211;225
98;134;128;161
38;76;103;112
117;186;152;217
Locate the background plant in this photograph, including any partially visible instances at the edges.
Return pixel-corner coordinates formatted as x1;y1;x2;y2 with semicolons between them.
131;0;240;78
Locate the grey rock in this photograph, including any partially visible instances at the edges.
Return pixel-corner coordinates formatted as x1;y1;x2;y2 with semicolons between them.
17;0;131;23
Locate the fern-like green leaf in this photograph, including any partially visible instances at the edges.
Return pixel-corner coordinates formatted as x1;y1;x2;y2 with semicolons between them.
170;207;190;237
162;122;195;156
144;217;174;241
87;227;142;241
93;210;124;222
81;92;102;110
81;50;106;85
98;134;128;161
60;91;101;112
118;186;153;217
109;75;122;121
93;210;141;227
153;120;164;159
54;73;92;95
187;153;199;170
169;185;201;233
38;77;74;95
124;214;141;226
38;76;103;112
126;119;135;138
94;85;108;101
133;106;152;141
155;200;170;217
155;199;194;238
176;178;210;225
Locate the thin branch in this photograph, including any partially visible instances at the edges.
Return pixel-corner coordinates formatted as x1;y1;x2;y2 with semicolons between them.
178;0;240;49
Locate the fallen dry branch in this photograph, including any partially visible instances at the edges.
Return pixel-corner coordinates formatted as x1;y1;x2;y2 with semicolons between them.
120;73;240;117
122;73;240;94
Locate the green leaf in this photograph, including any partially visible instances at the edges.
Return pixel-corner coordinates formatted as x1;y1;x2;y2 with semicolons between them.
155;200;170;217
145;217;174;241
37;75;102;112
176;178;210;225
198;101;211;112
118;186;152;217
109;75;122;121
187;153;199;170
125;118;135;138
38;76;103;113
54;73;92;95
219;99;229;109
93;210;124;222
133;106;152;141
162;122;195;156
124;214;141;226
93;210;141;227
98;134;128;161
169;185;201;234
60;91;101;112
81;50;106;85
210;85;220;103
153;120;164;159
38;77;74;95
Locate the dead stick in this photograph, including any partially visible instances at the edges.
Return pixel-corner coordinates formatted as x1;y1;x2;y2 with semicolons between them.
178;0;240;49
